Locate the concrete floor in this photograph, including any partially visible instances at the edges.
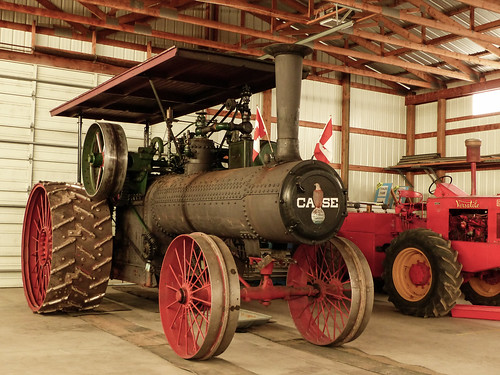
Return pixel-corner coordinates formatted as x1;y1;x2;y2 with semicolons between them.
1;286;498;375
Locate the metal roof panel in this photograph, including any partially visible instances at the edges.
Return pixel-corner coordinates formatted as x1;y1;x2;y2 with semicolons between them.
50;46;277;125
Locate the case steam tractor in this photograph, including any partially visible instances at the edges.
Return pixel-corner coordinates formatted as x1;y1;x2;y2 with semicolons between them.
21;44;373;359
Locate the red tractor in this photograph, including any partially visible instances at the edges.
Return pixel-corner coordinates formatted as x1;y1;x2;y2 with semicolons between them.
339;139;500;317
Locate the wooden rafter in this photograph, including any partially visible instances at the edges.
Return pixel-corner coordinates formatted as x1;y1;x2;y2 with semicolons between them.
36;0;89;35
0;0;498;92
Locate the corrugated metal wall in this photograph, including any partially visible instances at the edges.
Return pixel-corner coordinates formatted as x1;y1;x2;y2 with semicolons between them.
0;59;182;287
349;89;406;201
414;94;500;199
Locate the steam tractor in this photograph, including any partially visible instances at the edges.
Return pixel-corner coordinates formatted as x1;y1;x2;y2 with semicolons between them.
21;44;373;359
339;139;500;317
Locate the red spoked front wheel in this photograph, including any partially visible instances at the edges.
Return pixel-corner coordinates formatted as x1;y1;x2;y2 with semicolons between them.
287;236;373;346
159;233;240;359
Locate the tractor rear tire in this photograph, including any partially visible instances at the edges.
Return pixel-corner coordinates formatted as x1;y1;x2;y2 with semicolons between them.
22;182;113;313
461;275;500;306
383;228;462;317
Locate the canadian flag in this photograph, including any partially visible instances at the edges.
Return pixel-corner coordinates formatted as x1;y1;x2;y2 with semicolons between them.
313;117;333;164
252;106;268;161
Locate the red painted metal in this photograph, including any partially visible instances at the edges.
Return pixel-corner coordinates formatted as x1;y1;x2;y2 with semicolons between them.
338;212;398;278
451;305;500;320
409;261;431;286
240;285;318;302
340;139;500;315
21;184;52;311
159;234;220;359
287;242;353;345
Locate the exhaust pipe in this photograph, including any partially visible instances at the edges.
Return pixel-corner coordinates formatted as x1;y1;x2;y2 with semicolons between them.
465;138;481;196
263;44;313;163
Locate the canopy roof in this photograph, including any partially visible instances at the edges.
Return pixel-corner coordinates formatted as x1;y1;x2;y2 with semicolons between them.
51;46;277;125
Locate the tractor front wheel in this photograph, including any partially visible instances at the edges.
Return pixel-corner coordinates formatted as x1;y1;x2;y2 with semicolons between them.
383;228;462;317
461;273;500;306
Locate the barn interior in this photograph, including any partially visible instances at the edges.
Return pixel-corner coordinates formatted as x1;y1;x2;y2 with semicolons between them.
0;1;499;374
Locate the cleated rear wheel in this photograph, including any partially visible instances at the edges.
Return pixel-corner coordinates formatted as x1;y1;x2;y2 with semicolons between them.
22;182;113;313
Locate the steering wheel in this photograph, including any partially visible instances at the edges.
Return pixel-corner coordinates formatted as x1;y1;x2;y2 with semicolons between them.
428;175;453;195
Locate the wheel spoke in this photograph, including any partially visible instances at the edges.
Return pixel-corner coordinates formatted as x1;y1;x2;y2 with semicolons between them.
168;264;182;288
159;233;236;359
287;239;368;346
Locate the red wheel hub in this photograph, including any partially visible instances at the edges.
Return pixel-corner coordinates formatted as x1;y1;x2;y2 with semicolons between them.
409;261;431;286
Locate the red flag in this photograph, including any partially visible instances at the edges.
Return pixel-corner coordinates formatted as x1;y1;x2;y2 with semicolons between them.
314;117;333;163
252;106;268;161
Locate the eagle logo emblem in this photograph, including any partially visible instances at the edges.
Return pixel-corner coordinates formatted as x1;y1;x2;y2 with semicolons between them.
311;183;326;224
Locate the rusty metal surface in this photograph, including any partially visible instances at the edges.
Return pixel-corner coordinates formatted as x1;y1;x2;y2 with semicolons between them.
144;160;347;245
264;44;312;163
50;46;277;124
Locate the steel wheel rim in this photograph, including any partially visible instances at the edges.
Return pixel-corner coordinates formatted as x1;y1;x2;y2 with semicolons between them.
81;122;128;200
332;236;373;344
469;277;500;298
393;247;432;302
22;184;53;311
159;233;226;359
287;240;360;346
83;124;105;196
208;235;240;358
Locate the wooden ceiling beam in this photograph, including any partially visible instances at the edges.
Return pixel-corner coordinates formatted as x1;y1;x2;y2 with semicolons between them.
406;77;500;105
193;0;308;23
36;0;89;35
346;33;438;84
372;15;478;78
329;0;500;46
407;0;500;59
307;58;433;88
22;0;463;81
342;27;500;71
313;41;473;81
77;0;296;43
317;48;410;92
77;1;107;21
278;0;308;14
458;0;500;14
0;8;430;89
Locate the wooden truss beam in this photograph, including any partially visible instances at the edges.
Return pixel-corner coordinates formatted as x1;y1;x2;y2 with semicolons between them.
329;0;500;46
341;27;500;71
407;0;500;58
458;0;500;14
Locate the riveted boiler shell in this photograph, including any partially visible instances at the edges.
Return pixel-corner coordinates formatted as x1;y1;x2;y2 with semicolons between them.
144;160;346;244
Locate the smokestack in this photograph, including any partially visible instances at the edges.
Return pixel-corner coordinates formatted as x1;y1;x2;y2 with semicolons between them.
465;138;481;196
263;44;313;163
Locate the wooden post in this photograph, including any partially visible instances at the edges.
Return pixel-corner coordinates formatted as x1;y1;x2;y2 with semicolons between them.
406;104;416;187
262;89;272;140
92;30;97;56
31;21;36;52
341;74;351;189
437;98;446;177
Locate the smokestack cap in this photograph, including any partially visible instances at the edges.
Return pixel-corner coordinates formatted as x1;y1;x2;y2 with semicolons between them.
465;138;481;163
264;43;313;58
